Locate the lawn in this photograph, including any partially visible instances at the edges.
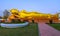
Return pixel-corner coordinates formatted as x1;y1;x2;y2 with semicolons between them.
0;23;38;36
48;24;60;31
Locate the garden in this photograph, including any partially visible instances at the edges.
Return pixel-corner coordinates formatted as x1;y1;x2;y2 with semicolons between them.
46;19;60;31
48;24;60;31
0;22;38;36
0;9;39;36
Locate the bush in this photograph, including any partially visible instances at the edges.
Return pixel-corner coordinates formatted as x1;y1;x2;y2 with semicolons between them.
11;19;25;23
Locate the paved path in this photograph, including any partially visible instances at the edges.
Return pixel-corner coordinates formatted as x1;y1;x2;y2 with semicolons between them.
38;22;60;36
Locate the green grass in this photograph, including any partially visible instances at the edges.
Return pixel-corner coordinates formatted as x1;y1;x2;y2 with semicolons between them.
0;23;38;36
48;24;60;31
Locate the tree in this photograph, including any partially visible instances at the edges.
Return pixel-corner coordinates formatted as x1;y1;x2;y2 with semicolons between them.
3;9;10;19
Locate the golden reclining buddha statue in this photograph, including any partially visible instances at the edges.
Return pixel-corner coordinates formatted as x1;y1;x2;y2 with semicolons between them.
7;8;58;23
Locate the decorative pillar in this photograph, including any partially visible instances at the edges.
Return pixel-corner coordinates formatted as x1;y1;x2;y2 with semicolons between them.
57;12;60;23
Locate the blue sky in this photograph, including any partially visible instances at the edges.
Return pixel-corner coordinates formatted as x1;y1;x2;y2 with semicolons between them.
0;0;60;16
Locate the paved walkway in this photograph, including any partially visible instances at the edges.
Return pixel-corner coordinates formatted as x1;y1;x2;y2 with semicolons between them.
38;22;60;36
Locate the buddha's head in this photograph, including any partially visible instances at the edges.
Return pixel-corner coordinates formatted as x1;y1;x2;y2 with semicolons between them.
10;8;19;14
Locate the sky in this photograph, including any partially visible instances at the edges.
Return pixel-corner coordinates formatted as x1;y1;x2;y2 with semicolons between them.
0;0;60;16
